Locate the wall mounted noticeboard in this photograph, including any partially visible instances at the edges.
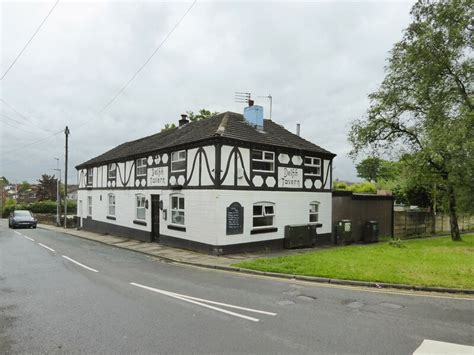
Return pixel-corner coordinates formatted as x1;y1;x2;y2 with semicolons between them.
226;202;244;235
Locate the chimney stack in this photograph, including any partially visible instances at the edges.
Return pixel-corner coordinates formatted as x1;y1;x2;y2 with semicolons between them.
296;123;300;136
179;114;189;127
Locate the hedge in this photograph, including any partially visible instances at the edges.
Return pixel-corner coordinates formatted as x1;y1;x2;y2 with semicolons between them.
2;199;77;218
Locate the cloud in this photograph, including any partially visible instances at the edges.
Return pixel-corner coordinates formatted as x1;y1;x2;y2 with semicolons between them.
0;0;414;183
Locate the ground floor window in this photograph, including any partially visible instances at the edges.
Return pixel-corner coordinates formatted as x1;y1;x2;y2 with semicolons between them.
253;202;275;228
309;201;319;222
136;194;146;220
170;194;185;225
87;196;92;216
108;193;116;216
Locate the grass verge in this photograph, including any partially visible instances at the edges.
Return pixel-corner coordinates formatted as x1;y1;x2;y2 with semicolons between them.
234;234;474;289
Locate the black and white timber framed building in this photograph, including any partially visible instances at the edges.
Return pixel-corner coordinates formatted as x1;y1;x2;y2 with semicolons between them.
76;104;336;254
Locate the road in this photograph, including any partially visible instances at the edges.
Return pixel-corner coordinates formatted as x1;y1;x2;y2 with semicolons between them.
1;220;473;354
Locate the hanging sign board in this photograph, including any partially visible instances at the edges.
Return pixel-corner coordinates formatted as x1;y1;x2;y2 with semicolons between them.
226;202;244;235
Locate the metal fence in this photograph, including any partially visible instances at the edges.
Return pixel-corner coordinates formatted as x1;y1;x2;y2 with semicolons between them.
394;210;474;238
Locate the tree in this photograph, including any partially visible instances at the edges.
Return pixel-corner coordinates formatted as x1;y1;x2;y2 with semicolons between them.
349;0;473;241
37;174;58;201
356;157;383;182
17;181;31;192
161;109;219;132
187;109;219;122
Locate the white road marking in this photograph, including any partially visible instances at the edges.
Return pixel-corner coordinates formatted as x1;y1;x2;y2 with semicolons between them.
14;231;22;235
38;243;55;252
62;255;99;273
130;282;275;322
23;235;35;241
413;339;474;354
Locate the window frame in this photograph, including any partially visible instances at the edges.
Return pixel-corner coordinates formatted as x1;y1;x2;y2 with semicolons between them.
87;196;92;216
309;201;319;223
87;168;93;185
171;150;186;173
108;193;116;216
108;163;117;180
136;158;147;177
251;150;275;173
252;202;275;229
304;156;321;177
135;194;146;220
170;193;185;226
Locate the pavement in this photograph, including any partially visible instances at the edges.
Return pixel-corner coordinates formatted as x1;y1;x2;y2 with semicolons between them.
1;220;473;354
36;222;331;267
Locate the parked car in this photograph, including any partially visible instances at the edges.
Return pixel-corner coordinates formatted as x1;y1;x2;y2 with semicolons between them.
9;210;37;229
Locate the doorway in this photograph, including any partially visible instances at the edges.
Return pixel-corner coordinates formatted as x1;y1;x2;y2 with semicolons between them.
151;195;160;242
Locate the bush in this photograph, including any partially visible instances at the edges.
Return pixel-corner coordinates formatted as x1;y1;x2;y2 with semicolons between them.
347;181;377;194
1;199;77;217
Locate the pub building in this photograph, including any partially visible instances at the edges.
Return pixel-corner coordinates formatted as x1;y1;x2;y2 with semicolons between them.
76;103;336;254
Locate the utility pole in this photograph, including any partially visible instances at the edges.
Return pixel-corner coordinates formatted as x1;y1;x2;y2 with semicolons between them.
54;158;60;226
64;126;70;229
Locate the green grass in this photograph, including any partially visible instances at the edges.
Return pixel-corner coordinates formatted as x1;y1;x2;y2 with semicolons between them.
234;234;474;289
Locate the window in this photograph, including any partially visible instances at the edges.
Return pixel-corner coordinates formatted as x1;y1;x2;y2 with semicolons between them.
253;202;275;227
304;156;321;176
251;150;275;173
171;150;186;173
108;194;116;216
87;169;93;185
87;196;92;216
136;194;146;220
309;201;319;223
108;163;117;179
136;158;147;177
170;194;185;225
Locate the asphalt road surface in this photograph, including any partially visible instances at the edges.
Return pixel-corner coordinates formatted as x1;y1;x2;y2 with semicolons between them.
1;220;473;354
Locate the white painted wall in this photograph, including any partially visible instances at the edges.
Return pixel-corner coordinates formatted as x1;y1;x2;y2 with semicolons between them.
77;188;332;247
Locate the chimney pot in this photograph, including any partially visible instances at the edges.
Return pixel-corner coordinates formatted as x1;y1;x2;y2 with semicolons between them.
179;113;189;127
296;123;301;136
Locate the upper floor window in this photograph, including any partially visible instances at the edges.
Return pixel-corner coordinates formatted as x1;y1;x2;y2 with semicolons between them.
108;163;117;179
171;150;186;173
304;156;321;176
309;201;319;222
87;169;93;185
170;194;185;225
136;158;147;177
87;196;92;215
253;202;275;228
251;150;275;173
108;193;116;216
136;194;146;220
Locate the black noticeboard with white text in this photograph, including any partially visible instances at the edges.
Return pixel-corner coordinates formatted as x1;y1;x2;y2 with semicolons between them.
226;202;243;235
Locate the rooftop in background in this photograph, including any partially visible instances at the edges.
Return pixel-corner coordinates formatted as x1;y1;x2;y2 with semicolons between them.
76;111;336;169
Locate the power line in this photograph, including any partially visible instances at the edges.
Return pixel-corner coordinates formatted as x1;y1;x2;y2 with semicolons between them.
0;97;55;133
1;0;60;80
0;114;43;135
98;0;196;114
74;0;197;130
1;129;63;155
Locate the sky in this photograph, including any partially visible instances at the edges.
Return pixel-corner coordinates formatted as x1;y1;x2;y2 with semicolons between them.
0;0;415;184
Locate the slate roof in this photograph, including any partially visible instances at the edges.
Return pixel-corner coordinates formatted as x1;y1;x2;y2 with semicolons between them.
76;111;335;168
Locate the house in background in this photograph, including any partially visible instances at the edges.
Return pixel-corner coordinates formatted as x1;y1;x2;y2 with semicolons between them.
76;104;335;254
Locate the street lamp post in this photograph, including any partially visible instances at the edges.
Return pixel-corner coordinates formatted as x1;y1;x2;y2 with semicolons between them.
53;158;61;226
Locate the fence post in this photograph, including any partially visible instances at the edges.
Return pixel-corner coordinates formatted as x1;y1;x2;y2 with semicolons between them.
404;210;407;239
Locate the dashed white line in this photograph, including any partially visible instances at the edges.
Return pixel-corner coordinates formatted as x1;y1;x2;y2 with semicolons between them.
62;255;99;273
130;282;276;322
14;231;22;235
413;339;474;354
23;235;35;241
38;243;55;252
